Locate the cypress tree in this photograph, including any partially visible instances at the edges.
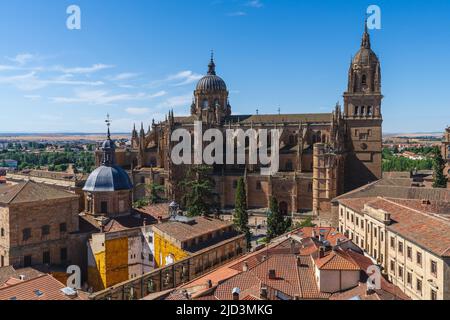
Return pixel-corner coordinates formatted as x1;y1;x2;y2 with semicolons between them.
234;178;251;249
267;196;291;240
433;150;448;188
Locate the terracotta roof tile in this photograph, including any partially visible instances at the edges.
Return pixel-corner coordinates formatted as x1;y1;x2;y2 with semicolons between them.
153;216;233;243
315;250;360;271
0;181;78;204
297;256;331;299
0;274;87;300
367;198;450;257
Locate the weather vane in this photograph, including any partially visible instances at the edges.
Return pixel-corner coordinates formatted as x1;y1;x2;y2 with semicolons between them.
105;114;111;127
105;114;112;138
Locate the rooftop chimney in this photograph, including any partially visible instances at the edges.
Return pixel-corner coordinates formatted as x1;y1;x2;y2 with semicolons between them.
319;234;325;243
232;287;241;301
206;279;213;289
242;261;249;272
260;287;268;300
319;247;325;259
268;269;276;280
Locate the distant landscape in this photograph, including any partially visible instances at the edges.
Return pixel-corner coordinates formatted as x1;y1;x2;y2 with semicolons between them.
0;133;131;142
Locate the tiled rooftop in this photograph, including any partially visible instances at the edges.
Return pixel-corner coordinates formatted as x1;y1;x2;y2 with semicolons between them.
153;216;233;243
0;274;87;300
339;196;450;257
0;180;78;204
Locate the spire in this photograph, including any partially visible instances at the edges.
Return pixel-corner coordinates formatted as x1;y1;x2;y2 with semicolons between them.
101;114;116;166
105;114;111;139
361;18;371;49
207;50;216;75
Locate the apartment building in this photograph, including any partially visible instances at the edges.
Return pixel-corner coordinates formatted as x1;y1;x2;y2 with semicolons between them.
337;195;450;300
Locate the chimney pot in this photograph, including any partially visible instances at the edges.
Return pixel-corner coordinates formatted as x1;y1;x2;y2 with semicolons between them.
232;287;241;301
319;247;325;259
268;269;276;280
260;287;268;299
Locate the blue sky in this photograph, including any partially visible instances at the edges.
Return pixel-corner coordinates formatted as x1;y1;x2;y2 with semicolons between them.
0;0;449;133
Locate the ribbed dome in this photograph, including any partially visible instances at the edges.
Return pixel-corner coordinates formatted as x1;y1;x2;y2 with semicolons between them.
101;139;115;150
353;48;379;66
83;165;133;192
352;21;379;66
196;55;227;92
196;74;227;92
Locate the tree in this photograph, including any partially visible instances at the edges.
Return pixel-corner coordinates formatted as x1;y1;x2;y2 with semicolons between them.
433;149;448;188
133;199;149;209
291;217;317;231
181;165;215;217
267;196;291;240
147;182;165;204
233;178;252;249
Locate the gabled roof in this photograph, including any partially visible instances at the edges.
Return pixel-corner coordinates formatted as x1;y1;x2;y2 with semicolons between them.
0;181;78;205
0;274;87;300
315;250;360;271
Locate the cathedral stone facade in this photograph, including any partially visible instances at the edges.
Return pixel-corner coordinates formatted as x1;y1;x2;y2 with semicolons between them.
112;23;383;223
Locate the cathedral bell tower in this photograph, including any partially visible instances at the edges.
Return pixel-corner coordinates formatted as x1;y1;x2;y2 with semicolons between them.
343;20;383;190
191;53;231;125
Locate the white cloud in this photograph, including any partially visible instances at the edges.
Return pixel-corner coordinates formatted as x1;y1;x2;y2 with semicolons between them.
55;63;115;74
125;107;150;115
158;93;193;108
24;95;42;101
150;70;203;88
0;72;104;91
0;65;19;72
7;53;36;65
246;0;264;8
51;90;167;105
109;73;140;81
227;11;247;16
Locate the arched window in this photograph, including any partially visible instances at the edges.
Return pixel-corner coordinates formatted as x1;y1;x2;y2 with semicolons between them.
354;106;359;116
214;99;220;108
362;74;367;85
202;99;209;109
367;106;373;116
360;106;365;115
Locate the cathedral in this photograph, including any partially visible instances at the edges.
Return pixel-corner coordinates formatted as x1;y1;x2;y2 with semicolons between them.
110;22;383;224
